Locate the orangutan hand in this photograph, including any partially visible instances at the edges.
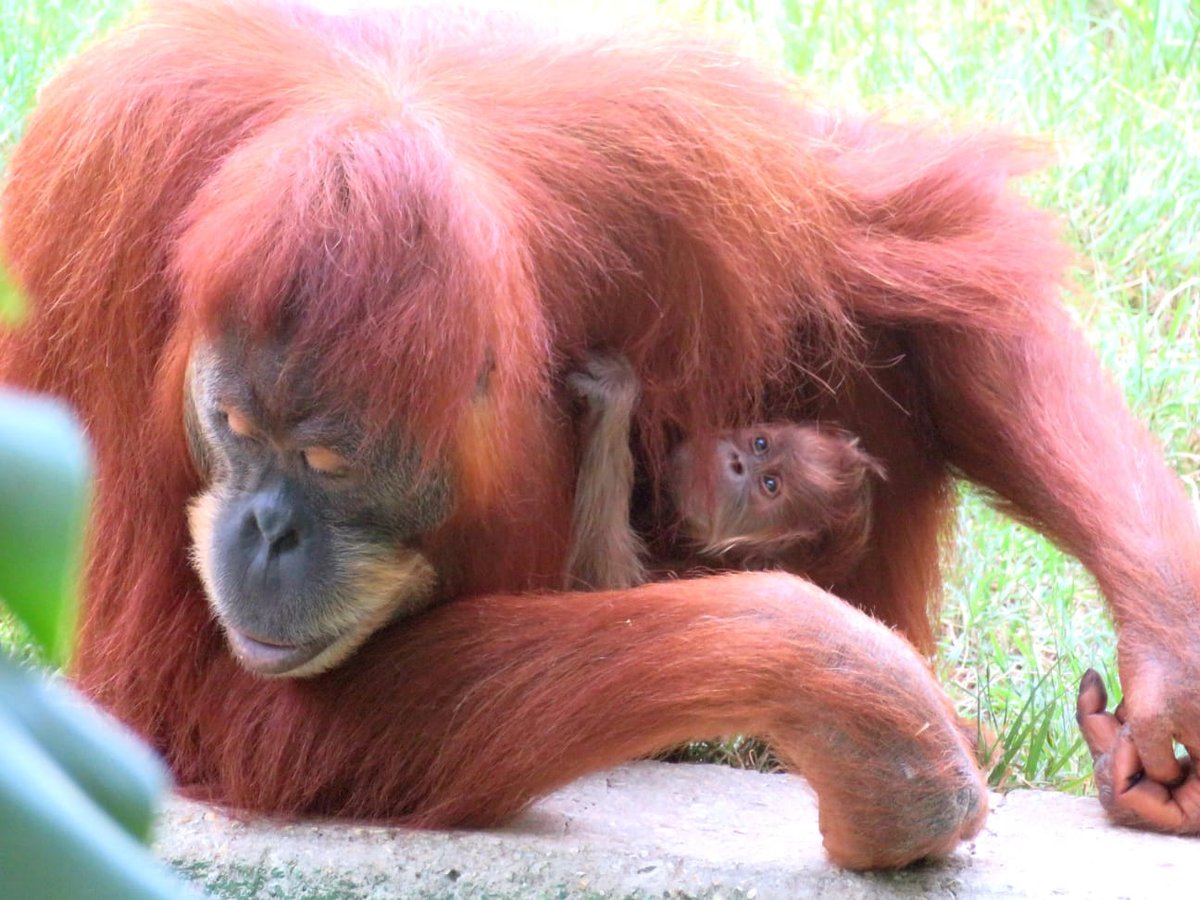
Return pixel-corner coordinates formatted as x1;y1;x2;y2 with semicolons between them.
1077;668;1200;833
566;353;639;419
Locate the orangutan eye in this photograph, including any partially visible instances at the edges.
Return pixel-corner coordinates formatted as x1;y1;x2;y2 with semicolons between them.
761;474;780;496
753;436;768;454
303;446;351;477
221;407;257;439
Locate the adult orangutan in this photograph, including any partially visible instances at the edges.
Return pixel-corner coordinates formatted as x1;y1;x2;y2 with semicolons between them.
2;0;1197;870
565;353;884;590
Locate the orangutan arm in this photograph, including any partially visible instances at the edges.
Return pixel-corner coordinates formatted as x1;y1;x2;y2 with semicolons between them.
564;354;649;590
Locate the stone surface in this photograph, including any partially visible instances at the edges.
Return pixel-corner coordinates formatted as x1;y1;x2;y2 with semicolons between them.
155;761;1199;899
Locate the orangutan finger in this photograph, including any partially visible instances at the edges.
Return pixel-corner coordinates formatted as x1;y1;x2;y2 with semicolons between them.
1177;778;1200;830
1076;670;1120;759
1126;714;1186;787
1076;669;1107;714
1108;728;1186;830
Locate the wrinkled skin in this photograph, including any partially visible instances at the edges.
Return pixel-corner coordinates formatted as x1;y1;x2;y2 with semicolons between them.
1078;669;1200;833
185;339;449;676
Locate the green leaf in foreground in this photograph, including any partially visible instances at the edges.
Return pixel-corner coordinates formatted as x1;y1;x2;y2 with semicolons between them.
0;391;91;664
0;657;189;898
0;654;166;840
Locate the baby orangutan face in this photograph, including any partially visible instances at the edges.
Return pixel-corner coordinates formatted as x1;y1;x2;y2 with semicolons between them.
669;423;883;565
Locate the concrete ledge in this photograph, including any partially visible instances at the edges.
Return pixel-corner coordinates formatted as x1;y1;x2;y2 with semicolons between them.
155;761;1199;898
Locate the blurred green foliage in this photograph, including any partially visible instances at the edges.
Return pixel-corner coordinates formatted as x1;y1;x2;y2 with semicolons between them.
0;268;189;896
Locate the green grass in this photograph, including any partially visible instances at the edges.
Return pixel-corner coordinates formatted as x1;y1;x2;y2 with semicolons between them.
0;0;130;149
3;0;1198;796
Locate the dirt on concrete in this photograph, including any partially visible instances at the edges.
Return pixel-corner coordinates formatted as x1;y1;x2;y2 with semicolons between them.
155;760;1199;899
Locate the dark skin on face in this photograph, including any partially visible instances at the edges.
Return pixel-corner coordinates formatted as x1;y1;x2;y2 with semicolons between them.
185;339;451;677
565;354;883;591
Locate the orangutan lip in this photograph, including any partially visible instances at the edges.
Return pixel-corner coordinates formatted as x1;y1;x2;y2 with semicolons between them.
226;628;336;676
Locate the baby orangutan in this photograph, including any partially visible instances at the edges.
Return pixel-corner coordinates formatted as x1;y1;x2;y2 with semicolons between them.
566;355;884;590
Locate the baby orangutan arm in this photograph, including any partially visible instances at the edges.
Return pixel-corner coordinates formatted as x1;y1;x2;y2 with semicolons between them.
565;354;649;590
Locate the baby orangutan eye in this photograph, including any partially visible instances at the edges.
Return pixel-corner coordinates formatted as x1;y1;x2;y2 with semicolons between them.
753;435;768;454
303;446;351;476
761;474;780;496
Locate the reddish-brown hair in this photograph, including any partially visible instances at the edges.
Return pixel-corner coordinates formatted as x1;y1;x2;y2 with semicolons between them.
6;0;1195;867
